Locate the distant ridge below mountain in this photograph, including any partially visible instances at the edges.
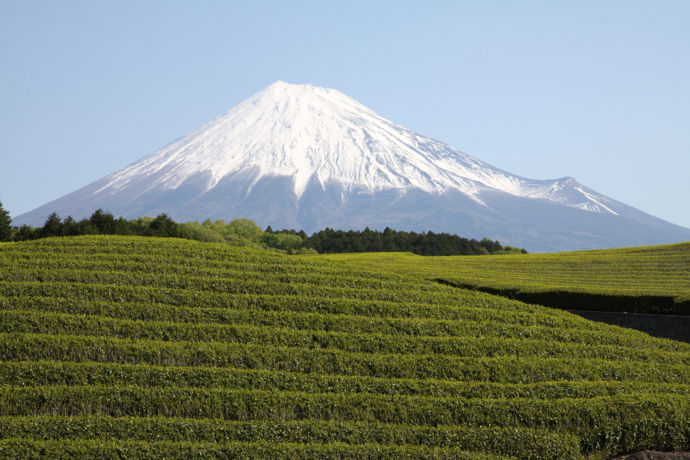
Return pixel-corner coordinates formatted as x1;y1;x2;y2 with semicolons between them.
14;81;690;252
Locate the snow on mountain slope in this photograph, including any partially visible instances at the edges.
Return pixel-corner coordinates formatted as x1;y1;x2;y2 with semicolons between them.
95;81;616;215
14;81;690;251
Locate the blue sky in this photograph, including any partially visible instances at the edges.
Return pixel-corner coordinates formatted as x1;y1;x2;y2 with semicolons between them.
1;0;689;228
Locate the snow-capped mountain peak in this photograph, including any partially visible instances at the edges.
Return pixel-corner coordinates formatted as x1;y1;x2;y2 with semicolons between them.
16;81;690;252
97;81;609;214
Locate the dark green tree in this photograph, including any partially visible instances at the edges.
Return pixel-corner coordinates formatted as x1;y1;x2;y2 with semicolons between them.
15;225;38;241
147;213;179;237
89;209;116;234
0;200;11;241
62;216;79;236
41;212;63;238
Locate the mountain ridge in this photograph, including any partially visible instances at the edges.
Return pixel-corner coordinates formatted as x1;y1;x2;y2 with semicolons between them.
87;81;624;211
14;81;690;252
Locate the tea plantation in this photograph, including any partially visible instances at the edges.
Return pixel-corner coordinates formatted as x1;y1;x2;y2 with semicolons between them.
0;236;688;459
325;243;690;314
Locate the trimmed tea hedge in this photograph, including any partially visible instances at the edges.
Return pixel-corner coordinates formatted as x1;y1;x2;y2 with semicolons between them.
0;235;688;459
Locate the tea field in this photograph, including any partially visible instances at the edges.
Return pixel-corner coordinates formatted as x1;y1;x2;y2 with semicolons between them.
0;236;688;459
324;243;690;314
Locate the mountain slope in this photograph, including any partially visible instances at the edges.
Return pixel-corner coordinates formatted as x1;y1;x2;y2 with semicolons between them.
14;81;690;251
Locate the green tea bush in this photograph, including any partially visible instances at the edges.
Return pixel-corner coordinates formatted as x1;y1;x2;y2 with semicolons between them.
0;235;687;458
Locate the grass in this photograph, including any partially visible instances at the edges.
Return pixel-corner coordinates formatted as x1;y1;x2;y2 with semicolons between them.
321;242;690;314
0;235;688;459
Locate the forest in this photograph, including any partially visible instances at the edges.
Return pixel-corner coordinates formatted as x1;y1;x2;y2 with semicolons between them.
0;202;523;256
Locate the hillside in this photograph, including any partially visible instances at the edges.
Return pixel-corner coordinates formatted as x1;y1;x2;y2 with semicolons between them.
0;236;689;459
324;242;690;315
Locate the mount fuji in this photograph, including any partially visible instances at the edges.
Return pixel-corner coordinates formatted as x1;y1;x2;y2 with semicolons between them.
14;81;690;252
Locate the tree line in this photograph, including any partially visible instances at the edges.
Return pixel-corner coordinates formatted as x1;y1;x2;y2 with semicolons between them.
270;226;525;255
0;201;525;255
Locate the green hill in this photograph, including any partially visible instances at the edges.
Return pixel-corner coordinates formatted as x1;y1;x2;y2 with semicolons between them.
323;243;690;314
0;236;688;459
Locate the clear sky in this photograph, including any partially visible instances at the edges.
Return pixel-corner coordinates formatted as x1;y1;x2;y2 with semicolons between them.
1;0;689;228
